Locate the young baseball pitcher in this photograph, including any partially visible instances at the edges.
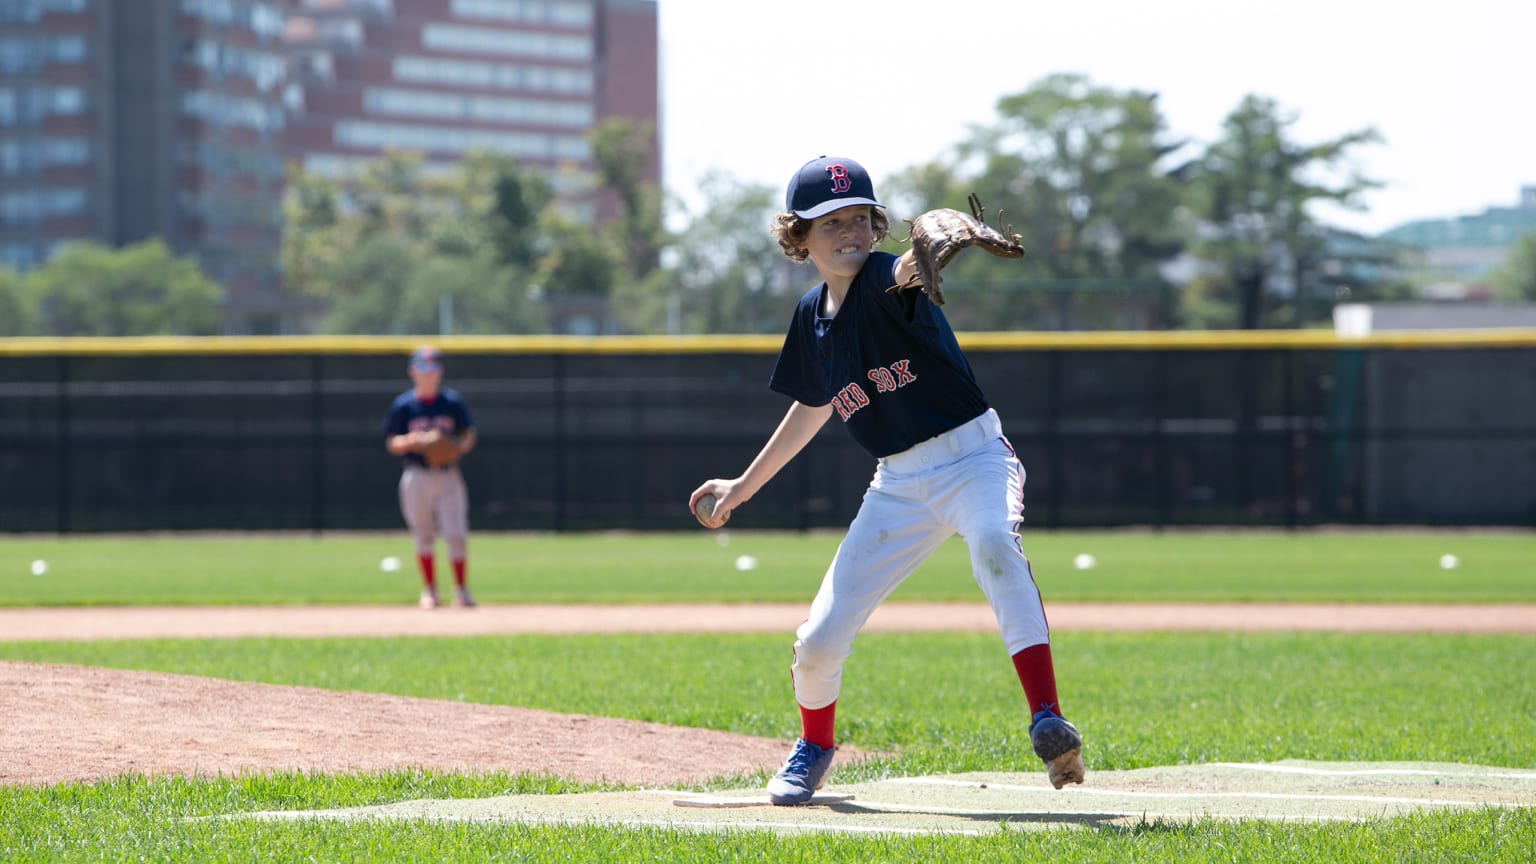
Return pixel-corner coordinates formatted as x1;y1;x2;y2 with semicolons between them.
689;156;1083;806
384;346;478;609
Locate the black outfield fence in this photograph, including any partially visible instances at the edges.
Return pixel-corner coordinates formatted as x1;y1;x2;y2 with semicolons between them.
2;332;1533;533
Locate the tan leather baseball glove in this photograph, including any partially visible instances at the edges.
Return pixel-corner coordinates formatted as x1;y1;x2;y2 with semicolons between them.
889;192;1025;305
415;429;461;468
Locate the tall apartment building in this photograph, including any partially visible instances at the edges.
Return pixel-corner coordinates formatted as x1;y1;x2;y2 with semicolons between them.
284;0;658;223
1;0;659;334
0;0;294;333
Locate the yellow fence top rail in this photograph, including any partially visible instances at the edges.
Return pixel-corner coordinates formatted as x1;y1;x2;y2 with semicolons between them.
2;329;1536;356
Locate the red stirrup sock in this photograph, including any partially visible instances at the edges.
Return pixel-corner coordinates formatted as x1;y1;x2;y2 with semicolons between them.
799;702;837;750
1011;643;1062;717
452;558;467;588
417;554;436;591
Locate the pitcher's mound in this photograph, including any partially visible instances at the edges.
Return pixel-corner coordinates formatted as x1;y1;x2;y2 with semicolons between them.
239;761;1536;835
0;661;803;788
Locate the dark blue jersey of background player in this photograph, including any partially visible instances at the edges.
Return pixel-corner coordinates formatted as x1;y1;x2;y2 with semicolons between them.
382;387;475;468
770;250;988;459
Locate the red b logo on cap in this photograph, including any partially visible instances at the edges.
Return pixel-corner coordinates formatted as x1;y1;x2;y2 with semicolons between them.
825;164;851;194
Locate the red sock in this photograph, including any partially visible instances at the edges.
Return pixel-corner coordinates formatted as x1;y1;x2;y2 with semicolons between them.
452;558;467;588
417;554;436;591
799;702;836;749
1011;644;1062;717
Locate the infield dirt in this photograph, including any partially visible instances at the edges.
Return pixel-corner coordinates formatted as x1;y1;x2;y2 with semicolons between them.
2;602;1531;790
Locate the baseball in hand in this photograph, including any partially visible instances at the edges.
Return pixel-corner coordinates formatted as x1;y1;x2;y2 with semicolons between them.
695;493;727;525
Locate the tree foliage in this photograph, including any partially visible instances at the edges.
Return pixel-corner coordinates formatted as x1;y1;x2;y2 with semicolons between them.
0;265;33;336
280;150;549;334
23;240;220;336
265;83;1410;335
1490;231;1536;301
1184;95;1382;328
614;172;806;335
882;74;1188;330
591;118;668;281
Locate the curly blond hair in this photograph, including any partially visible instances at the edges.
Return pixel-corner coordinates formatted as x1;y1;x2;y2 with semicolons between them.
771;207;891;262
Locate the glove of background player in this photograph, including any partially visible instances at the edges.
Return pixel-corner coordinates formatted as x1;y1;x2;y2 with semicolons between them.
415;429;461;468
889;192;1025;306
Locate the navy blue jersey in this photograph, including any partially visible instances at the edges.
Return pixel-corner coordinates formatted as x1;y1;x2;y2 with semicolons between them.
769;251;989;458
383;387;475;468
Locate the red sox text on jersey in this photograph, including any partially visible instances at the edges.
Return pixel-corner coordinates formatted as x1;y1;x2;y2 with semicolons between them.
831;359;917;421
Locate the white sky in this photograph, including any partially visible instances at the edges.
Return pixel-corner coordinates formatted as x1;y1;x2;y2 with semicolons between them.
657;0;1534;235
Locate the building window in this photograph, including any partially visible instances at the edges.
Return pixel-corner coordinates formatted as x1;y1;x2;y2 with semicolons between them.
392;55;593;94
0;85;87;125
179;0;285;40
0;137;89;177
0;36;83;74
364;87;592;127
183;39;286;91
0;186;88;225
421;23;592;61
0;0;85;25
334;119;590;160
451;0;593;27
182;89;285;133
0;243;41;268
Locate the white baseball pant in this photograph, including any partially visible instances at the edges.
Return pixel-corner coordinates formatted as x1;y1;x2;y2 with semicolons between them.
399;465;469;559
790;408;1050;710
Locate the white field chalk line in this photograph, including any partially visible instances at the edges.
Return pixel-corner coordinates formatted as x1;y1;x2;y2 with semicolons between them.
887;778;1519;808
1210;762;1536;780
245;809;998;837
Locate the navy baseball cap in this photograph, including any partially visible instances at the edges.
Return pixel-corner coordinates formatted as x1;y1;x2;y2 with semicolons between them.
786;156;883;219
409;346;443;371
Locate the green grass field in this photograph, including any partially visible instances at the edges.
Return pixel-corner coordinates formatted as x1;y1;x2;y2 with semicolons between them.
1;529;1533;862
1;529;1533;605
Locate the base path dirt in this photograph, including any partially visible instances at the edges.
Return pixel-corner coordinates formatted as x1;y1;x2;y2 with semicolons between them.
2;601;1533;641
2;602;1531;790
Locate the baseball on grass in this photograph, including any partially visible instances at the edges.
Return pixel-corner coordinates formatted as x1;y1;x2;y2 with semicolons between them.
1439;554;1459;570
30;559;47;576
380;556;401;573
734;555;758;571
1073;553;1097;570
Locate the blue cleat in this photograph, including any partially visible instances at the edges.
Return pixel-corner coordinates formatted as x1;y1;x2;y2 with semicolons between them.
766;739;837;806
1030;706;1085;789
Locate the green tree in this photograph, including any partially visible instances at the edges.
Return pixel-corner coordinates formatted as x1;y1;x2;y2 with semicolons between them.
1185;95;1381;329
280;151;550;333
400;253;546;335
0;265;34;335
895;73;1188;330
614;173;797;334
315;233;417;334
536;217;619;299
26;240;221;336
1490;232;1536;301
591;118;668;282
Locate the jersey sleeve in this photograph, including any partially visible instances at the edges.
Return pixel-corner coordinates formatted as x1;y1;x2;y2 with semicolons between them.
870;253;929;325
453;393;476;432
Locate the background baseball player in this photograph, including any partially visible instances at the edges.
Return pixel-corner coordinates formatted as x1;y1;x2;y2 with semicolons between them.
689;156;1082;805
383;346;478;609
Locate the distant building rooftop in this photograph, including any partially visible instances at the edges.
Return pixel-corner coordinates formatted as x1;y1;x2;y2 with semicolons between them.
1379;185;1536;250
